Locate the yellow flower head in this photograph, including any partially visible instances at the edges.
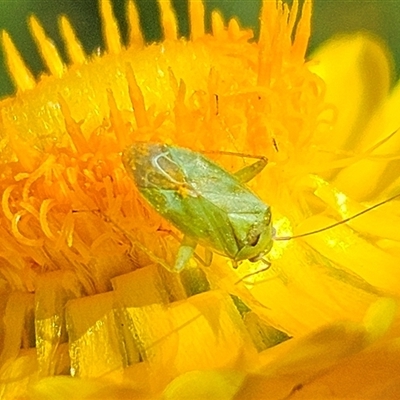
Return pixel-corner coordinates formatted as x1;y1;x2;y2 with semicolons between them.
0;0;400;399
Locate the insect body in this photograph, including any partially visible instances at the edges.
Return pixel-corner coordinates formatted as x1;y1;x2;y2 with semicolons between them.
122;143;273;271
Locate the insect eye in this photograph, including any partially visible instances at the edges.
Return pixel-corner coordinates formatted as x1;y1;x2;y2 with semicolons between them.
247;232;261;247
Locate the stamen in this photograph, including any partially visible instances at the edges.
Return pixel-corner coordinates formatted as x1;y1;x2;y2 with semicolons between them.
1;31;36;91
39;199;57;241
2;184;17;221
227;19;240;41
287;0;299;37
100;0;122;55
59;16;86;65
29;16;64;78
211;11;225;40
292;0;312;61
189;0;205;40
127;0;144;47
22;156;56;202
126;64;149;128
107;89;129;149
12;211;43;247
58;95;90;154
158;0;178;41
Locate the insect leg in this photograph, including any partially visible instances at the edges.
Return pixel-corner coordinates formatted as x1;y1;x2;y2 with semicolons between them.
201;150;268;183
235;258;272;284
174;235;198;271
160;228;213;268
234;157;268;183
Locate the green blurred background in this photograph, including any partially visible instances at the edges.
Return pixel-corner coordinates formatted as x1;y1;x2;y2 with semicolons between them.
0;0;399;98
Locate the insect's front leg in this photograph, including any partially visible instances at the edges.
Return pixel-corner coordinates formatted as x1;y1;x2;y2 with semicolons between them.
174;235;198;271
174;236;215;271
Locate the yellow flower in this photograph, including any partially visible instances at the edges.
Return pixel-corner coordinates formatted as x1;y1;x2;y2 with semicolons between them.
0;0;399;399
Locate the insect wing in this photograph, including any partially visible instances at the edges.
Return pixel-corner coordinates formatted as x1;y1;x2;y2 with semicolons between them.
123;143;240;257
169;146;272;249
123;143;272;260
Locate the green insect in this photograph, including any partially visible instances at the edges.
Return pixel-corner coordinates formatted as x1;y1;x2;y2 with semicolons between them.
122;142;400;273
122;142;273;271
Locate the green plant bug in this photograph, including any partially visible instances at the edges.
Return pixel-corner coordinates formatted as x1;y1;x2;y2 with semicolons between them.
122;142;273;272
122;142;400;274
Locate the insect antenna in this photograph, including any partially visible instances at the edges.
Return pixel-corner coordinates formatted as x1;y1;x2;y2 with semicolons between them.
202;150;267;165
236;192;400;285
274;192;400;242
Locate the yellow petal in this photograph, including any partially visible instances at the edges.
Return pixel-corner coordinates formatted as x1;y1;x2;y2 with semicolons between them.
310;34;391;161
334;79;400;200
163;370;245;400
236;299;397;399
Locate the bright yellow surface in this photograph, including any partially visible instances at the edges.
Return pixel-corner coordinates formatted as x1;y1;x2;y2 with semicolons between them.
0;0;400;399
